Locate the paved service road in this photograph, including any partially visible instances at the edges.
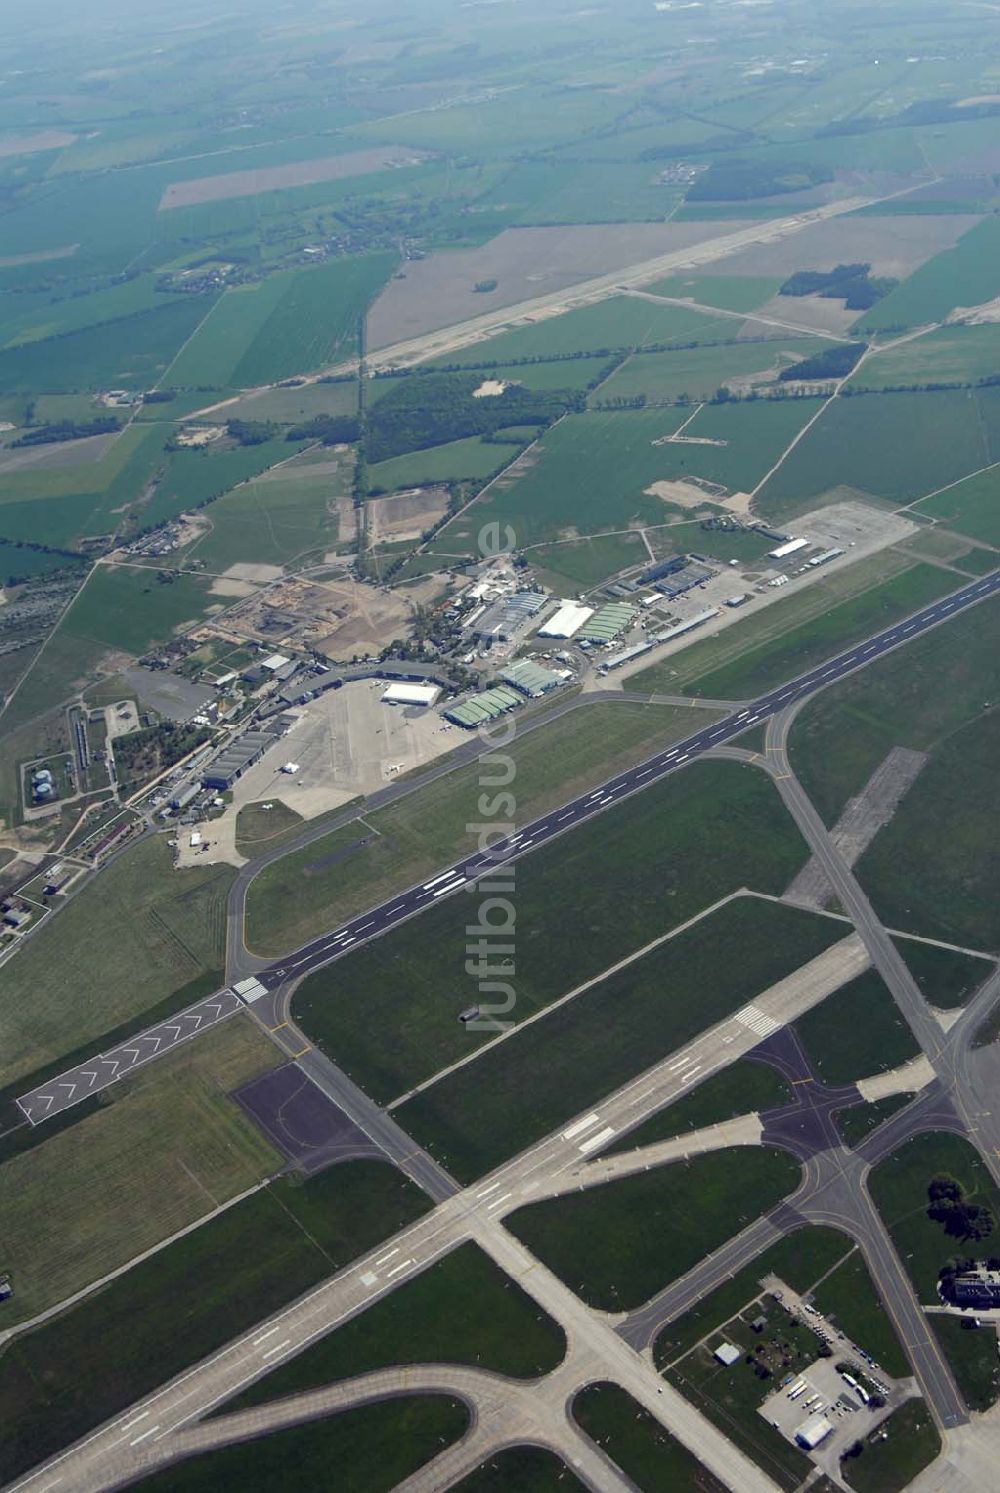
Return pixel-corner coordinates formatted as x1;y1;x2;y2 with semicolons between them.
16;989;242;1124
16;568;998;1128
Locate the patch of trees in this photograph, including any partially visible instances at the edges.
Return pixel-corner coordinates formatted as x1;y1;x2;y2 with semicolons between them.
927;1173;995;1243
779;342;867;382
113;721;212;794
474;279;498;293
284;414;361;445
225;419;279;446
687;160;833;202
365;372;579;463
10;416;120;448
779;263;897;311
142;389;176;404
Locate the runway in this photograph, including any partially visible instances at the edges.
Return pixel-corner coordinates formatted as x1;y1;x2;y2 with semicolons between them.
17;568;998;1126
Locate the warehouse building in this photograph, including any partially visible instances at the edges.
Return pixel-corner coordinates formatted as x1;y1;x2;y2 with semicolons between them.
794;1413;833;1450
769;537;808;559
576;602;638;645
501;660;563;697
443;685;524;728
536;601;594;639
471;591;547;643
202;730;275;790
382;681;440;707
654;559;714;599
639;554;687;586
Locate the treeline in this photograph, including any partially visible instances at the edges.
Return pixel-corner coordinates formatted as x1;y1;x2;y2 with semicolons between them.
11;416;120;448
284;414;361;444
779;342;866;382
687;160;833;202
365;373;579;463
780;264;896;311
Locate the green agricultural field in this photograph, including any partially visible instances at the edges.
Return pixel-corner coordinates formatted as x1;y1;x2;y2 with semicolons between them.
221;1243;565;1414
841;1399;941;1493
430;408;690;548
870;1132;1000;1304
453;1448;585;1492
595;338;829;406
856;322;1000;390
140;436;295;531
292;762;813;1106
2;563;217;730
794;969;920;1086
134;1400;468;1493
573;1383;726;1492
757;389;1000;514
0;1160;428;1484
0;835;233;1091
0;296;216;393
353;84;628;155
528;530;648;589
856;217;1000;333
430;298;732;366
184;454;353;572
915;465;1000;547
790;597;1000;824
857;711;1000;951
368;435;510;493
664;561;955;701
476;159;686;226
0;1020;281;1322
400;898;841;1180
217;377;358;425
603;1060;792;1157
894;938;993;1011
642;275;784;313
245;700;709;955
507;1147;802;1311
0;275;163;350
165;256;393;390
836;1093;915;1149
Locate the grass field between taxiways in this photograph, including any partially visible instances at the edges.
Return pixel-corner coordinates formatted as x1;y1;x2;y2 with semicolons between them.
573;1382;727;1493
894;938;995;1010
790;596;1000;824
136;1399;468;1493
793;968;920;1087
507;1147;802;1312
0;835;234;1092
841;1399;941;1493
452;1447;585;1491
0;1160;429;1485
399;897;842;1181
245;700;716;957
220;1243;565;1414
603;1060;792;1157
0;1019;281;1323
293;760;813;1106
665;561;956;702
630;550;924;696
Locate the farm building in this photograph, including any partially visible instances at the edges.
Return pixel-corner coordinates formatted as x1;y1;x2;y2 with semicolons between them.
537;601;594;639
382;682;440;707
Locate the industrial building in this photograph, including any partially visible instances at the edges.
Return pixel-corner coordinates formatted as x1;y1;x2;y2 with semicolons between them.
768;537;809;560
501;660;563;697
600;640;653;671
443;685;523;728
639;554;687;586
653;559;714;599
382;681;440;707
576;602;638;645
794;1413;833;1450
471;591;547;643
536;601;594;639
202;730;276;790
949;1267;1000;1308
651;607;719;646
